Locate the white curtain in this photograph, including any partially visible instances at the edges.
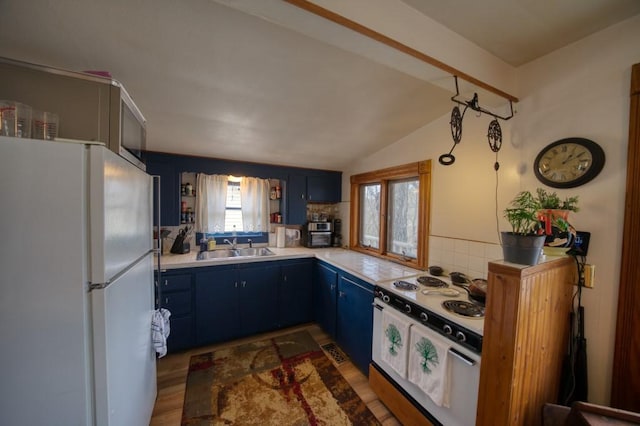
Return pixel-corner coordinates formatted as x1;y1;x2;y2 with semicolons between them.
240;177;270;232
195;174;228;233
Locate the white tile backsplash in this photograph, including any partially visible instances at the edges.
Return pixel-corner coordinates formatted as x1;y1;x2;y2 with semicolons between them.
429;236;502;279
454;239;469;254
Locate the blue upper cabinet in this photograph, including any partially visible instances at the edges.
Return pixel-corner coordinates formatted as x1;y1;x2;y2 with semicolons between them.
145;151;341;226
287;174;308;225
145;153;180;226
287;172;342;224
307;174;341;203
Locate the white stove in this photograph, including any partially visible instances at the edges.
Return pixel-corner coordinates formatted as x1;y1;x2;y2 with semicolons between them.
375;273;484;354
372;272;484;425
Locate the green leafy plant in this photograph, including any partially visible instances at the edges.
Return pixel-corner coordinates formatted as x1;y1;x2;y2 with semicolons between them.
535;188;579;232
504;190;542;235
535;188;579;212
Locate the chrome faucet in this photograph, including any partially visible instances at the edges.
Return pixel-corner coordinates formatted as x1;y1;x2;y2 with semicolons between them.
223;238;237;249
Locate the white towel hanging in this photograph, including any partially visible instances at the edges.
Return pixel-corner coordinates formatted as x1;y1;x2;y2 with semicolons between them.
151;308;171;358
408;325;452;407
381;307;412;378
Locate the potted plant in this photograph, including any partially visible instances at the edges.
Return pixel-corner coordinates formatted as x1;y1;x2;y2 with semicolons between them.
535;188;579;234
502;190;547;265
535;188;579;254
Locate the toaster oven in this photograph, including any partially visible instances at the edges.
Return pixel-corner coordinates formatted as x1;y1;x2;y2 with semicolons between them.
305;231;332;248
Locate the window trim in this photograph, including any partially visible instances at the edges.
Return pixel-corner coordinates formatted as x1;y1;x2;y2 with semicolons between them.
349;160;431;269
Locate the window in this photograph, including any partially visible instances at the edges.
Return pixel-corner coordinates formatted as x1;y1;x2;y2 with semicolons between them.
224;181;243;232
350;160;431;269
360;184;380;248
195;174;270;237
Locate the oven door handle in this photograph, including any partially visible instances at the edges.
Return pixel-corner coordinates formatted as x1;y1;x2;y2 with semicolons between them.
448;348;476;366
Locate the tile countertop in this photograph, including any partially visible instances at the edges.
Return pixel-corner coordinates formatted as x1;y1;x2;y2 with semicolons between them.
158;246;424;284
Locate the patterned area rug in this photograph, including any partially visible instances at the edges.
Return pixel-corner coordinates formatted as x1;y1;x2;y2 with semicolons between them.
182;330;380;425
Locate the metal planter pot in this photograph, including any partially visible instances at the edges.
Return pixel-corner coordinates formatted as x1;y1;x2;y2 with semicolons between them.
501;232;546;265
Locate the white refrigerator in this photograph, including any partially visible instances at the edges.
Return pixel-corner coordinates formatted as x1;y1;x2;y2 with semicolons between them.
0;135;157;425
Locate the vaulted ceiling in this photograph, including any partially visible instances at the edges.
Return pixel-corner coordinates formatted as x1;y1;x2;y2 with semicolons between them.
1;0;638;170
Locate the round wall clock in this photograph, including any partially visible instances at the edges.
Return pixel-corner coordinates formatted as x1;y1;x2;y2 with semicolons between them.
534;137;605;188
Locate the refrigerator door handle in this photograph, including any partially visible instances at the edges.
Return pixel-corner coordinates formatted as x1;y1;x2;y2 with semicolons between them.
152;174;162;308
88;249;155;291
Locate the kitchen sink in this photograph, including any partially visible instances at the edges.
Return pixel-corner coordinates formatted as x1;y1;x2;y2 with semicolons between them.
235;247;274;257
196;247;275;260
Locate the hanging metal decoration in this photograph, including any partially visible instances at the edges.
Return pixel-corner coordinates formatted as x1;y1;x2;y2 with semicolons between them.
450;105;463;143
439;76;514;167
487;118;502;152
487;118;502;170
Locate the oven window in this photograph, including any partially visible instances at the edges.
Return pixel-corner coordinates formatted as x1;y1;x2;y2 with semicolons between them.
350;160;431;269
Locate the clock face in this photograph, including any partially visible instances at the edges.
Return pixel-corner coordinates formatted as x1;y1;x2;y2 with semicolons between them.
534;138;605;188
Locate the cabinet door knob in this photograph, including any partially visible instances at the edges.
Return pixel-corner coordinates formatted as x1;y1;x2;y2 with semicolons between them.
163;280;168;286
241;280;247;288
164;297;169;305
339;291;345;298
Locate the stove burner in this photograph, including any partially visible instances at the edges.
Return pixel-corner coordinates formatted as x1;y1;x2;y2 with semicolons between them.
416;276;448;287
393;280;419;291
442;300;485;318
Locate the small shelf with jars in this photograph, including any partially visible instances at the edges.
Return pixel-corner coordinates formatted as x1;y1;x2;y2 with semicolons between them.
269;179;282;224
180;172;196;224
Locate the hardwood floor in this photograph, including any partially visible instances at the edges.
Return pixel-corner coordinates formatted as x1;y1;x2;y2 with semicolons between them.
150;323;401;425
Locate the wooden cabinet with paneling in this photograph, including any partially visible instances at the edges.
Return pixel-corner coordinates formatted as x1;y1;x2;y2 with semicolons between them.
476;257;576;426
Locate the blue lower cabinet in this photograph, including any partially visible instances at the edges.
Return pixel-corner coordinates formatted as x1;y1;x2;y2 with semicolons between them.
239;263;280;335
336;273;374;375
195;263;280;346
313;261;338;339
156;269;195;353
195;266;241;345
279;259;313;327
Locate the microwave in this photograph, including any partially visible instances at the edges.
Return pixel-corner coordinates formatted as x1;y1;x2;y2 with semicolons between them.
0;57;147;170
308;221;332;232
110;82;147;170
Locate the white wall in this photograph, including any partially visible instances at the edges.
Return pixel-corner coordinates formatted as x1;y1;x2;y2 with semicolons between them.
515;15;640;405
337;8;640;406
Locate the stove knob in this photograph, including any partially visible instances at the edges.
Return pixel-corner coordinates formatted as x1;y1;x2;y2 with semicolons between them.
382;294;390;303
455;331;467;342
443;324;453;335
404;304;412;314
420;312;429;322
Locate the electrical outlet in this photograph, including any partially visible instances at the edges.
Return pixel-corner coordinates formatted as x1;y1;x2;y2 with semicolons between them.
584;264;595;288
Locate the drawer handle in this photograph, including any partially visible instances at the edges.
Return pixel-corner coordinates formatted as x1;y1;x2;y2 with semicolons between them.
164;297;169;305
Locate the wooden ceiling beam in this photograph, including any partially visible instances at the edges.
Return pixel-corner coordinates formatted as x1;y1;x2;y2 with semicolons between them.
284;0;519;103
